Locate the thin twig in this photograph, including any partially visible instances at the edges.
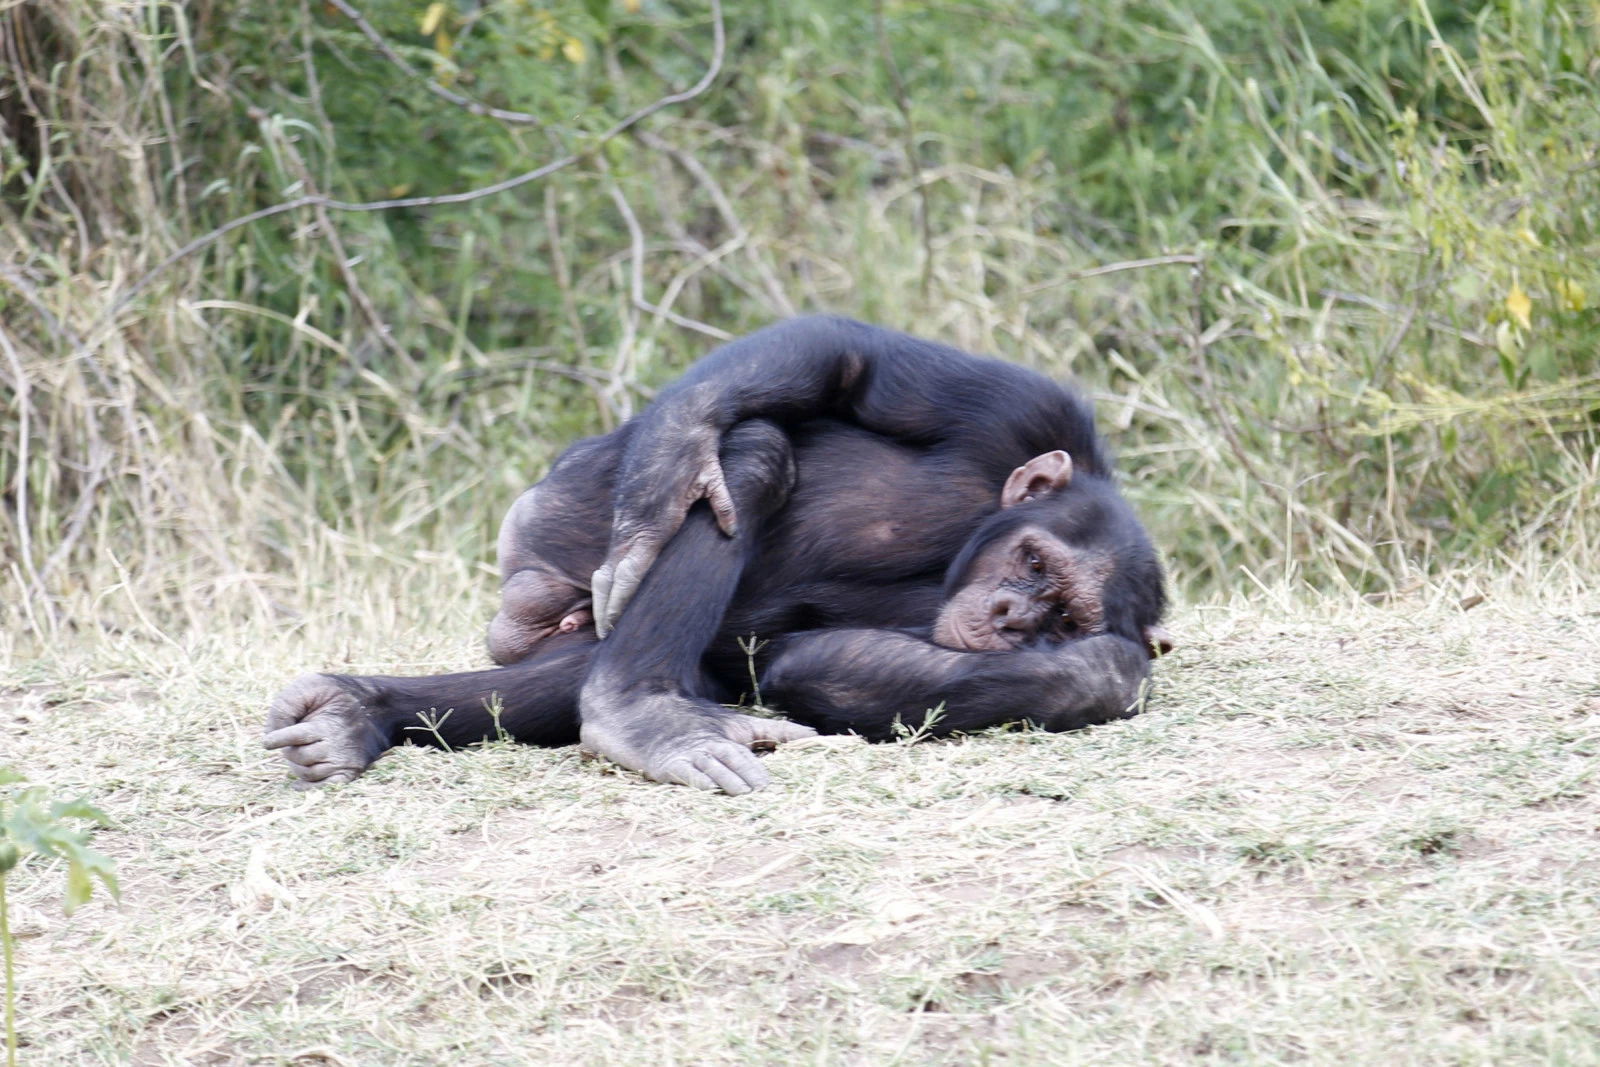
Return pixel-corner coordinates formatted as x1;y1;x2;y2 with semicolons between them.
1185;257;1274;493
609;183;733;340
38;438;109;585
324;0;545;126
640;159;779;310
634;129;796;316
0;267;114;394
3;20;92;268
1319;289;1490;348
874;0;933;296
544;185;610;427
1021;254;1204;294
806;129;900;168
296;3;416;372
0;325;35;589
0;266;81;350
103;0;726;322
0;323;54;631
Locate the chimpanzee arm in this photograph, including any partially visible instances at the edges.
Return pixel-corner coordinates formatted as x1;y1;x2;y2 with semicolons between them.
593;315;1104;633
263;637;597;785
578;419;817;794
660;315;1079;442
759;630;1151;741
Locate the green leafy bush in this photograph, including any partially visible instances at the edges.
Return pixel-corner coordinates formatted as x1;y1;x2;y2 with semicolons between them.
0;769;118;1066
1;0;1596;632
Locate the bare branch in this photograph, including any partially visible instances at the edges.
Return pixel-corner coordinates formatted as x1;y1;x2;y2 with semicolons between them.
1320;288;1491;349
609;183;733;340
38;436;110;585
874;0;933;296
1021;254;1204;294
291;7;419;373
544;185;613;428
0;321;54;628
634;129;795;316
0;323;33;581
1185;257;1274;494
0;264;82;350
324;0;544;126
104;0;726;323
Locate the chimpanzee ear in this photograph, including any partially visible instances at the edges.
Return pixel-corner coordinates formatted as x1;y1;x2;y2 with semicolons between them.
1001;450;1073;508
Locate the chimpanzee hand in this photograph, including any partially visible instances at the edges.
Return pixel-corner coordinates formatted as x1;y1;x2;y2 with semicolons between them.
263;674;392;787
578;685;815;794
761;629;1154;740
591;396;738;637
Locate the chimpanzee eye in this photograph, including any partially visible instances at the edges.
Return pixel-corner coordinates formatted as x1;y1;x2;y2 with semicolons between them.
1027;554;1043;574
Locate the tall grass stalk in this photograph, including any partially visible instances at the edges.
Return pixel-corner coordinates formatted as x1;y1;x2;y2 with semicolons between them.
1;0;1596;649
1;871;13;1067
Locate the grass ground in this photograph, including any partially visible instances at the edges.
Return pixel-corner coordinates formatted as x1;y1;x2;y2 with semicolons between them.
3;575;1598;1065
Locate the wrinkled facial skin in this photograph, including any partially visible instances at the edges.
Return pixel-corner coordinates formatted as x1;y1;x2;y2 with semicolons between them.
931;524;1111;652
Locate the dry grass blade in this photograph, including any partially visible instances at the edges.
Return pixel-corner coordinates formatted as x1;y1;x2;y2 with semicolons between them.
4;581;1598;1062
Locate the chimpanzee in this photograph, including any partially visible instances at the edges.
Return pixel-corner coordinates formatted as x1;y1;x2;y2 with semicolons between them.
264;316;1170;794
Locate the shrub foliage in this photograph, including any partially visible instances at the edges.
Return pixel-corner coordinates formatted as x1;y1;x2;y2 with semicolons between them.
1;0;1597;633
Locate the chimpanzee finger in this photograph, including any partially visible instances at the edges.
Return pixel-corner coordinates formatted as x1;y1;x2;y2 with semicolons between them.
708;741;772;792
597;549;651;636
319;769;361;785
265;682;322;733
291;769;359;790
590;563;614;638
715;712;817;747
750;718;817;744
652;755;720;792
280;740;334;767
262;722;326;750
294;759;360;783
690;750;764;795
702;464;739;537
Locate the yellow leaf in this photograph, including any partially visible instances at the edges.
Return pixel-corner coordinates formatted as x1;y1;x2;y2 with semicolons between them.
388;183;412;198
625;0;642;11
562;36;586;64
419;2;446;36
1518;227;1541;247
1505;282;1532;330
1495;320;1518;361
1557;278;1587;312
435;28;452;59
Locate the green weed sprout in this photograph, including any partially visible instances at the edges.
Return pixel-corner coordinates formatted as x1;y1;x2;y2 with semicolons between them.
0;768;119;1067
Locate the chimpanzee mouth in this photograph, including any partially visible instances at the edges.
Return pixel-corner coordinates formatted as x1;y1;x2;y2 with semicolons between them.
929;615;1027;653
931;611;1099;653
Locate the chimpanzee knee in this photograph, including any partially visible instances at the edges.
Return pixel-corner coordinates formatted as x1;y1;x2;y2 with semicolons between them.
717;419;796;521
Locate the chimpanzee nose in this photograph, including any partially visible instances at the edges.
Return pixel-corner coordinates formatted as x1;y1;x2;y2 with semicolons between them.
988;589;1031;631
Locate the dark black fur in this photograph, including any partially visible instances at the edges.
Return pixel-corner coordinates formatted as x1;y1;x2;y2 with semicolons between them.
309;317;1165;753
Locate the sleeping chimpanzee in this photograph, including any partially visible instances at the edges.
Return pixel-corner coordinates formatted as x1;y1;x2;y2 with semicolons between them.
264;316;1170;794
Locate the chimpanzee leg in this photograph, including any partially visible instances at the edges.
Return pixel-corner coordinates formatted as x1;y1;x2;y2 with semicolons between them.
489;431;628;664
578;420;816;794
761;629;1152;741
263;634;595;785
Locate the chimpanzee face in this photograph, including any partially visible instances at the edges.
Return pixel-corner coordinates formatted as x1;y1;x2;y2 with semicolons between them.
930;452;1169;655
930;522;1110;651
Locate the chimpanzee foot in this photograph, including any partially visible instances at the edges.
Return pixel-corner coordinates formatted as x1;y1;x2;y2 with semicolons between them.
263;674;391;786
579;691;815;795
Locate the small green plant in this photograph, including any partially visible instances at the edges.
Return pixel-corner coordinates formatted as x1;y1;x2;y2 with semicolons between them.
892;702;947;745
737;635;769;710
0;768;119;1067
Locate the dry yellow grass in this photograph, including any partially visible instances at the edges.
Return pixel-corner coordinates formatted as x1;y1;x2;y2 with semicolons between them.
3;571;1598;1064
